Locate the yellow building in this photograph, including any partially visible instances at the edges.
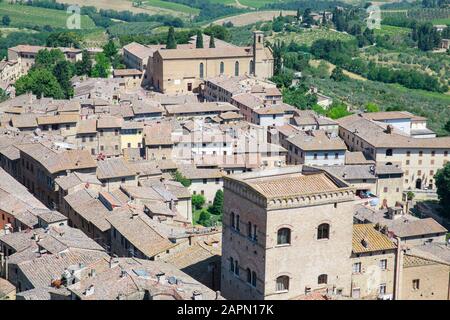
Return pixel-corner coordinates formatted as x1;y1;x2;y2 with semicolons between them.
120;121;144;151
350;224;397;300
147;31;274;94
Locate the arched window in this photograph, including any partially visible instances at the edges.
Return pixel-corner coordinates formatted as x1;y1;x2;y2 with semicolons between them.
251;271;257;287
220;61;224;74
249;60;254;75
231;212;235;229
386;149;393;156
277;228;291;245
235;61;239;76
247;221;252;237
236;214;240;231
246;268;252;284
230;257;234;272
234;260;239;276
199;63;204;79
318;274;328;285
276;276;289;292
317;223;330;240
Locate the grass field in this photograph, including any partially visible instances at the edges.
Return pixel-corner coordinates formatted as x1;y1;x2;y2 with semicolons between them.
141;0;200;15
374;25;410;37
431;18;450;25
0;3;95;29
0;27;38;37
212;10;296;27
208;0;286;8
267;28;355;47
310;59;367;81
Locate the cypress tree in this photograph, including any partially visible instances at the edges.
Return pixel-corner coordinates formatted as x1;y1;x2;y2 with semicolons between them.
209;34;215;48
166;27;177;49
196;30;203;48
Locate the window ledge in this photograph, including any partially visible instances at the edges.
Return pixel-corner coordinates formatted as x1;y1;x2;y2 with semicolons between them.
275;244;291;248
275;290;289;294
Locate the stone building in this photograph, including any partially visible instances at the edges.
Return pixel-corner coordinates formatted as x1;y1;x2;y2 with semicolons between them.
147;31;273;94
16;143;97;209
286;130;347;166
338;113;450;191
221;166;356;300
7;45;82;76
350;224;397;299
399;243;450;300
97;116;123;158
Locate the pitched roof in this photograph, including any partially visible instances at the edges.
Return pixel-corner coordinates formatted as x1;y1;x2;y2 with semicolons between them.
156;47;252;60
143;122;173;146
76;119;97;134
122;42;157;60
287;131;347;151
97;116;123;129
96;157;136;180
17;249;107;289
55;172;101;190
165;102;238;115
338;114;450;149
106;209;175;258
113;69;142;77
345;151;375;165
354;205;448;238
37;114;78;125
352;224;396;253
320;164;376;181
245;172;340;198
17;143;96;174
178;164;223;180
11;113;38;128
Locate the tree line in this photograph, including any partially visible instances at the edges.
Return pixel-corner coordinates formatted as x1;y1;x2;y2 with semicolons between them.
311;39;448;92
14;40;123;99
19;0;185;28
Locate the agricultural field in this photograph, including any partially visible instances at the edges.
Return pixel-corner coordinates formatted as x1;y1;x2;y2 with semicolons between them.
55;0;153;14
267;28;355;47
139;0;200;16
107;21;163;36
382;8;450;24
304;75;450;135
374;25;410;37
0;3;96;29
213;10;296;26
0;27;38;37
309;59;367;81
209;0;293;9
82;29;109;47
361;46;450;90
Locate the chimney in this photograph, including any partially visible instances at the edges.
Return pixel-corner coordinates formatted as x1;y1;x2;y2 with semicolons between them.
215;291;221;300
109;256;119;269
130;211;139;219
386;125;394;134
156;272;166;284
192;291;203;300
84;285;95;296
361;239;369;248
